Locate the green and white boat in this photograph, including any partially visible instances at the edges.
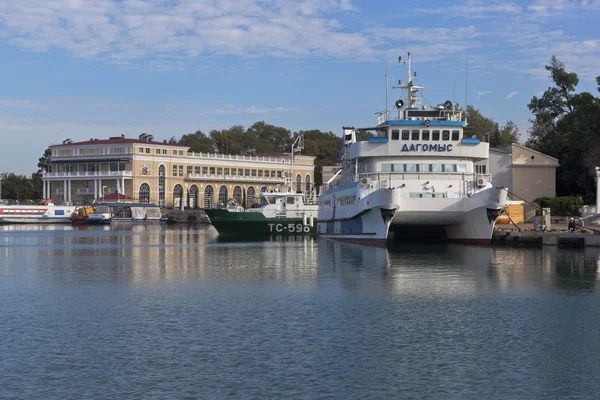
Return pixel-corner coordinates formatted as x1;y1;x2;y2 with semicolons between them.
203;134;319;237
203;190;319;236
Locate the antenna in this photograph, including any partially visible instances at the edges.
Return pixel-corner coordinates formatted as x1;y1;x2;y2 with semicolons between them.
384;25;388;119
464;54;469;113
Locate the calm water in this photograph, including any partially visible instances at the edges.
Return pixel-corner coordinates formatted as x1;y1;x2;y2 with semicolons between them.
1;224;600;399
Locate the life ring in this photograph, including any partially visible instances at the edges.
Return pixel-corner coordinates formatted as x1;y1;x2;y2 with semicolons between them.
425;119;430;126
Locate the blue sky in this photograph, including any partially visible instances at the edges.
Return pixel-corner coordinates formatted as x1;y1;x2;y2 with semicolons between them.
1;0;600;174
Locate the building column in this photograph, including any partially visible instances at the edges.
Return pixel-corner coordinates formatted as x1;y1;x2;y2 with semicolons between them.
94;180;98;199
42;180;47;199
68;180;72;204
121;177;125;195
99;179;103;198
63;180;67;204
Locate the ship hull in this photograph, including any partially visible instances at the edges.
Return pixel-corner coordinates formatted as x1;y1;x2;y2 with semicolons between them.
318;186;507;245
204;209;318;236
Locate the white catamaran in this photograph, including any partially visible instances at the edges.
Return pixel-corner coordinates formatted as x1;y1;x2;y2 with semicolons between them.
317;52;508;245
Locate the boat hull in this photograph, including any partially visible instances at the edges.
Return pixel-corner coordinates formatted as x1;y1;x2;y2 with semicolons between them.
204;209;318;236
318;186;507;245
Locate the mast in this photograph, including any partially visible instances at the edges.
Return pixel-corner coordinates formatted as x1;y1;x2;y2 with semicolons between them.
384;25;388;120
393;52;423;117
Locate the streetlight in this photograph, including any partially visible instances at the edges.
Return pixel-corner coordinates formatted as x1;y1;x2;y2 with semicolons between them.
594;167;600;215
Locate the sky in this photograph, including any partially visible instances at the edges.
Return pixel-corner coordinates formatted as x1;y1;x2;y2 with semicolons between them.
1;0;600;174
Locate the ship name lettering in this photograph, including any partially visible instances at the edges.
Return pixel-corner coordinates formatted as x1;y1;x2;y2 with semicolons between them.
401;144;452;152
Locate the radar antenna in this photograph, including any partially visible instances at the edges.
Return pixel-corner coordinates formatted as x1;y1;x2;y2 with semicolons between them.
392;52;424;118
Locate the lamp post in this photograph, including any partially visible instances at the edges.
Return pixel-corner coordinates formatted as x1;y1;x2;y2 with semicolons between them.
595;167;600;215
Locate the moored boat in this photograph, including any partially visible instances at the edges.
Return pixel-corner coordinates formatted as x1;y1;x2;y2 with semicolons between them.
88;202;165;224
0;199;77;224
202;135;319;236
71;206;94;225
317;52;508;245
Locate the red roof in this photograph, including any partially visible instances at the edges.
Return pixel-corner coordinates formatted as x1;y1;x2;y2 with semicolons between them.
99;192;134;201
53;137;188;147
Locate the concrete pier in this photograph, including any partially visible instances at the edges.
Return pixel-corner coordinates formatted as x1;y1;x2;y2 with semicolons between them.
493;230;600;247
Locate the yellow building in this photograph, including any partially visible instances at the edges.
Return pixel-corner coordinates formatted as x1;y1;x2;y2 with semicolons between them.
42;134;316;208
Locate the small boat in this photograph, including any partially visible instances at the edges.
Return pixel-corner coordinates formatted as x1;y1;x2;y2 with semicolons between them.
71;206;95;225
88;202;165;224
0;199;77;224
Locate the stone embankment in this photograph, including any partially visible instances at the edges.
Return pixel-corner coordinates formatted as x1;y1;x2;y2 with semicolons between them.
493;223;600;247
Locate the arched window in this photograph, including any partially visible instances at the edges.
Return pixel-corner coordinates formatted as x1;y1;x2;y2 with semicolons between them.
204;185;214;209
173;184;184;208
296;174;302;193
189;184;199;209
260;186;268;194
218;185;228;205
247;186;256;208
305;174;311;193
139;183;150;203
233;186;242;206
158;165;166;207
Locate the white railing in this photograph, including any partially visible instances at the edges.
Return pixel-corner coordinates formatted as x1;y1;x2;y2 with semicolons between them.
186;173;286;182
43;171;133;178
188;152;291;164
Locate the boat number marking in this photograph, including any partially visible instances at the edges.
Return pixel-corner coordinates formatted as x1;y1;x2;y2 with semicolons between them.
268;223;311;233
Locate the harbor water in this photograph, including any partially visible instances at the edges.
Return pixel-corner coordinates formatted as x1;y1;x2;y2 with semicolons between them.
1;224;600;399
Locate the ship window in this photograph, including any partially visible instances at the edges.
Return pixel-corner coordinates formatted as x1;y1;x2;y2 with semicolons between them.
457;164;466;172
394;164;405;172
432;130;440;140
401;130;409;140
422;193;434;198
452;130;460;140
411;130;419;140
420;164;431;172
391;130;400;140
443;164;456;172
422;130;430;140
263;196;275;205
431;164;442;172
409;193;420;198
382;164;392;172
287;196;295;205
442;130;450;140
405;164;417;172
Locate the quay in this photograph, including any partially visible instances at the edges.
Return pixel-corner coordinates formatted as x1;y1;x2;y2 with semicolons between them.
493;222;600;247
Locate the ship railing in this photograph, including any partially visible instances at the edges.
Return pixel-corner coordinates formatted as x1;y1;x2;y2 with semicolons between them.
375;109;465;125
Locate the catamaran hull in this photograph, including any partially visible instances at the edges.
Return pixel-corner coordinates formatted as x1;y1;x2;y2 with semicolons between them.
0;217;73;224
204;209;318;236
318;187;507;245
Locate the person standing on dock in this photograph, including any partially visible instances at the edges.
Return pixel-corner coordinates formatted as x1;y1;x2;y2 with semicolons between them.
568;218;575;232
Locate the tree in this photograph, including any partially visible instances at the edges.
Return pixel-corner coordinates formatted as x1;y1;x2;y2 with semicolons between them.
37;148;51;174
0;173;36;201
179;130;214;153
210;125;245;154
245;121;291;153
526;56;600;201
294;130;343;185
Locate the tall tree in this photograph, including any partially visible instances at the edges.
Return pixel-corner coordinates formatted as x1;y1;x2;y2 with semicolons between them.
527;56;600;200
210;125;245;154
37;148;51;174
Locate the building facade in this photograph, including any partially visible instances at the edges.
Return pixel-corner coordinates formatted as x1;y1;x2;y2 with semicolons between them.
42;134;316;208
484;143;559;220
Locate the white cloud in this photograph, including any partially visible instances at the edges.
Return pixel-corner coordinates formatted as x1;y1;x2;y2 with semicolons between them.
505;91;519;99
477;90;492;98
416;1;523;18
0;0;371;66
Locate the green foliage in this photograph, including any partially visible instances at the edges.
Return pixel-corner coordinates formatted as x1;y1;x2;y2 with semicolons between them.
37;148;51;173
0;173;37;201
179;130;214;153
464;106;519;146
534;196;583;217
527;56;600;202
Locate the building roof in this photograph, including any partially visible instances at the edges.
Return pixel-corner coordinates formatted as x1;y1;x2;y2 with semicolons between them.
494;143;559;161
51;135;188;148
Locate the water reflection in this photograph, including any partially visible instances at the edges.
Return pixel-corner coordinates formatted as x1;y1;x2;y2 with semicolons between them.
318;239;600;296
